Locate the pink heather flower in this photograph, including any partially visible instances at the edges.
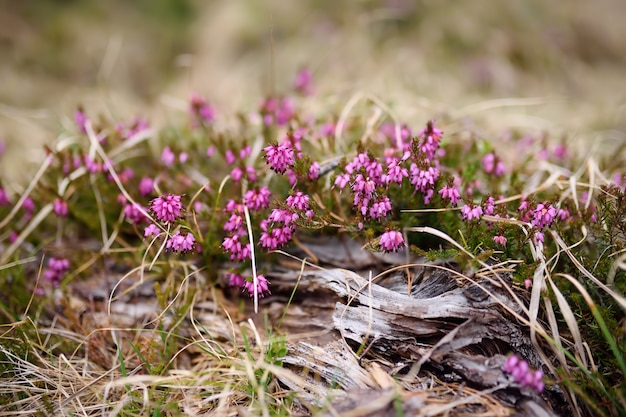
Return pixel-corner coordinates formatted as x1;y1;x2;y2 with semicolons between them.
532;203;557;229
493;235;507;246
230;167;244;182
484;196;496;216
423;188;434;205
261;97;295;126
239;145;252;160
108;166;134;184
225;199;244;214
244;187;271;211
495;161;506;176
518;200;529;212
438;185;461;205
150;194;183;223
293;68;314;95
461;204;483;221
482;153;495;173
369;197;392;220
417;120;443;160
409;162;439;193
346;152;384;181
190;93;215;126
334;173;351;190
503;355;544;393
0;188;11;206
117;117;149;140
225;150;236;165
533;232;545;245
524;279;532;290
124;203;148;224
139;177;154;196
23;197;35;213
268;208;299;225
465;180;481;196
161;147;176;167
84;156;102;173
144;224;160;237
379;230;405;252
482;153;506;177
245;166;258;182
74;110;88;133
320;122;335;137
383;158;409;185
244;274;271;298
286;191;310;211
222;234;251;261
224;213;245;233
228;272;246;288
553;144;568;159
308;162;320;180
557;208;570;221
43;257;70;286
125;117;150;139
122;167;134;182
352;174;377;196
263;142;295;174
179;152;189;164
259;211;296;250
166;232;196;253
206;146;215;157
53;198;68;217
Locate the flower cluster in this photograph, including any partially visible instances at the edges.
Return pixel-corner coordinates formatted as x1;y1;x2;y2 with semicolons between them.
150;194;183;223
461;203;483;221
379;230;405;252
227;272;271;298
124;202;148;224
503;354;545;393
263;142;295;174
43;257;70;287
144;193;198;254
260;97;295;126
482;152;506;176
438;184;461;205
166;231;196;253
259;208;298;251
531;202;558;230
243;187;272;212
416;120;443;160
190;93;215;126
221;200;252;261
53;198;68;217
116;117;150;140
335;151;394;221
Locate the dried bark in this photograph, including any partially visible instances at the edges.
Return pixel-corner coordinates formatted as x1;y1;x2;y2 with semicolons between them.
267;254;563;416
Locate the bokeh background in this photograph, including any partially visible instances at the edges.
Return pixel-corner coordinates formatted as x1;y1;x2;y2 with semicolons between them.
1;0;625;185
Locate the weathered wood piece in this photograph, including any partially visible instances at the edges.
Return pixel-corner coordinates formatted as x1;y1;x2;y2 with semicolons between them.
269;263;560;416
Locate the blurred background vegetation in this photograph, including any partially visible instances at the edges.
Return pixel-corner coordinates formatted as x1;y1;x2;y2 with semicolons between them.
1;0;625;184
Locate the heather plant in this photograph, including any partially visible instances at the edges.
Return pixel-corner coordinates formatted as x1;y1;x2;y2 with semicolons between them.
0;69;625;416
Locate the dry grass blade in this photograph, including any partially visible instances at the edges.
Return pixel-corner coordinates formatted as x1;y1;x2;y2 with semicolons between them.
546;275;589;369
